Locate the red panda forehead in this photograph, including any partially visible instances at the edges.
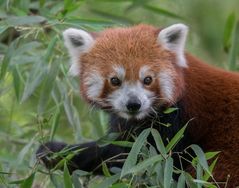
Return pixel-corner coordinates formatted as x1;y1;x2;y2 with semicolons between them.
80;25;173;69
90;25;161;58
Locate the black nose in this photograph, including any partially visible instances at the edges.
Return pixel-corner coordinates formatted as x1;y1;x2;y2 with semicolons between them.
126;98;141;113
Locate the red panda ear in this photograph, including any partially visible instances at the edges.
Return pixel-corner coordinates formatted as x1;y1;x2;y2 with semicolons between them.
157;24;188;68
63;28;95;76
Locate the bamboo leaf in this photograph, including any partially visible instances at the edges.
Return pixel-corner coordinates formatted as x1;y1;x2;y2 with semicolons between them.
229;21;239;70
127;155;163;175
151;128;167;157
163;107;178;114
121;128;150;177
21;61;47;102
17;137;35;165
37;60;59;114
20;173;35;188
64;162;73;188
196;162;203;188
50;108;61;141
203;157;218;181
11;66;21;101
0;39;18;80
166;124;188;152
3;16;46;26
92;173;120;188
191;145;210;175
223;12;236;52
164;157;173;188
143;4;183;19
72;172;82;188
102;162;111;177
177;173;186;188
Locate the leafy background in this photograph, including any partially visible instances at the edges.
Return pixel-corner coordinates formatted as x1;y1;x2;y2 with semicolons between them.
0;0;239;187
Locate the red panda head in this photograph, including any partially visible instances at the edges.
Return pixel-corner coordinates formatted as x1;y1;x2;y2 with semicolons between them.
63;24;188;120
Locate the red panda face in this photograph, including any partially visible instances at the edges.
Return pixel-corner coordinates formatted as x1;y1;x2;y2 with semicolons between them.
63;24;188;120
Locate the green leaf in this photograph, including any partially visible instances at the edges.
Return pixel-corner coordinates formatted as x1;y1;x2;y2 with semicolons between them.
196;162;203;188
20;173;35;188
50;174;64;188
177;173;186;188
92;173;120;188
54;151;79;170
102;162;111;177
50;108;61;141
63;18;114;28
190;145;210;175
64;162;73;188
166;124;188;153
44;36;58;63
164;157;173;188
0;25;9;35
229;21;239;70
111;183;129;188
21;61;47;102
0;39;18;80
127;155;163;175
192;151;220;167
121;128;150;177
11;65;21;101
223;12;236;52
3;16;46;26
143;4;183;19
38;60;59;114
89;9;134;25
151;128;167;157
204;151;220;160
17;137;35;165
203;157;218;181
72;172;82;188
193;179;215;186
163;107;178;114
110;140;134;148
72;170;90;177
10;173;35;187
185;173;198;188
155;162;164;185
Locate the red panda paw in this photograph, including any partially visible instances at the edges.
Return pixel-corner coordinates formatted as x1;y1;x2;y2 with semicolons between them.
36;141;67;170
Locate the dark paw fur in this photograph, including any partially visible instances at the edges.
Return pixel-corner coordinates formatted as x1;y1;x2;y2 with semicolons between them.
36;141;67;169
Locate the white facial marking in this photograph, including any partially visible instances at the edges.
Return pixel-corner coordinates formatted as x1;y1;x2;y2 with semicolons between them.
139;65;150;80
159;71;174;103
85;71;104;99
157;23;188;68
108;81;154;119
112;65;126;80
63;28;95;76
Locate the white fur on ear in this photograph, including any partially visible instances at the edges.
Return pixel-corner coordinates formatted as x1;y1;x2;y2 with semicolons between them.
63;28;95;76
158;23;188;68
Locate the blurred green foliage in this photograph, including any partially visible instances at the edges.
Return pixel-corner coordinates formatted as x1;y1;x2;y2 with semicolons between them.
0;0;239;187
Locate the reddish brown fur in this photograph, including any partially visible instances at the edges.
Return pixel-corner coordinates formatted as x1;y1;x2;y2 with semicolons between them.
80;25;184;104
183;55;239;186
79;25;239;187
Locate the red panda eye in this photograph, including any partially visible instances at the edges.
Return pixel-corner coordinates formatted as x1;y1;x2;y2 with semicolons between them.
110;77;121;86
143;76;152;85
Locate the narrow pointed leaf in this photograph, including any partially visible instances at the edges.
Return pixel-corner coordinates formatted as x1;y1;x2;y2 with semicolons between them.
166;124;188;152
121;128;150;177
164;157;173;188
64;162;73;188
151;128;167;157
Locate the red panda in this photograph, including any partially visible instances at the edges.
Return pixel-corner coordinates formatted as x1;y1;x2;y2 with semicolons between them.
37;24;239;187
